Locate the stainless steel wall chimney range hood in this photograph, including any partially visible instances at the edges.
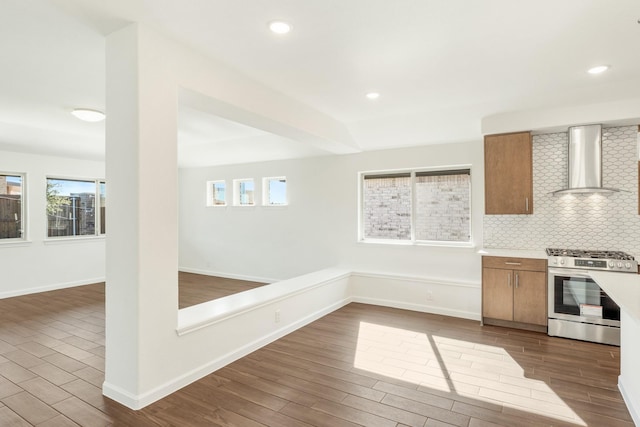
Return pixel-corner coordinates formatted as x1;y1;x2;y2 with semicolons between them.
552;124;621;195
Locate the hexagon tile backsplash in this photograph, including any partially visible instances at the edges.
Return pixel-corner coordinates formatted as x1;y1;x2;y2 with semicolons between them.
483;125;640;255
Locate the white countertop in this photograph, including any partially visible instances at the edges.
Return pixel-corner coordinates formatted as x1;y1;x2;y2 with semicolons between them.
477;248;547;260
590;271;640;322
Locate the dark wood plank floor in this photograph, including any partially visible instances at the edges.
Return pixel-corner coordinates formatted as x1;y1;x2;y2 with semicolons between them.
0;281;634;426
178;272;267;308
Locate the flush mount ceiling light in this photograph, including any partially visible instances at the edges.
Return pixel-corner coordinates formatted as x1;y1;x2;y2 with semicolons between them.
587;65;610;74
366;92;380;100
269;20;291;34
71;108;105;122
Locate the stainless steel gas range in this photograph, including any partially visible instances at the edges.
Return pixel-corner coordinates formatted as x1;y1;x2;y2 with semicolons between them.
546;248;638;346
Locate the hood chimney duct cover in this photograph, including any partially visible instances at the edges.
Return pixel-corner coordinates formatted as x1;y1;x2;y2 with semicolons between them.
552;124;620;194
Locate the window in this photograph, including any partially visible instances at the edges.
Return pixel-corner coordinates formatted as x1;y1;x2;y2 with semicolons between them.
47;178;106;238
360;168;471;244
99;181;106;234
263;177;287;206
206;180;227;206
233;179;255;206
0;173;25;240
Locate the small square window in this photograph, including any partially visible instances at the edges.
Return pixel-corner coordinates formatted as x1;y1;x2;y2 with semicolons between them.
263;177;287;206
233;179;255;206
206;180;227;206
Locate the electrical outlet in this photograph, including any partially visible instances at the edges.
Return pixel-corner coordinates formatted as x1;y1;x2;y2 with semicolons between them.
426;291;433;302
275;309;281;323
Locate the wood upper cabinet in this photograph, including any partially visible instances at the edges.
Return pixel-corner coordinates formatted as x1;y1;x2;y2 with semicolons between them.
482;256;547;329
484;131;533;214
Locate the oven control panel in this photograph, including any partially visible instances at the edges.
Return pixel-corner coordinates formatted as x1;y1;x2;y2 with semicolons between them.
549;256;638;272
574;259;607;268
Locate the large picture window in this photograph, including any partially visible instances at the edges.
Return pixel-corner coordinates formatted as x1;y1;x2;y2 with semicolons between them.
47;178;106;238
0;173;25;240
360;168;471;244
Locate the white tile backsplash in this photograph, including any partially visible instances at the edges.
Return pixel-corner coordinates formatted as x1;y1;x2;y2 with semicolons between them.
483;125;640;255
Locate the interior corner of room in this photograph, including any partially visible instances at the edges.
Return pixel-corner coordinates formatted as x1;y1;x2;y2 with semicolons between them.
1;1;640;426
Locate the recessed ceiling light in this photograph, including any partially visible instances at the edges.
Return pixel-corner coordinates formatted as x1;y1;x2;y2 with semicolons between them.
71;108;105;122
269;21;291;34
587;65;609;75
366;92;380;100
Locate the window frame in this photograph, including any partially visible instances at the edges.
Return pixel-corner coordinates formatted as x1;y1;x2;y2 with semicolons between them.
45;176;105;240
262;176;288;207
358;166;473;247
233;178;256;207
0;171;27;243
206;180;227;207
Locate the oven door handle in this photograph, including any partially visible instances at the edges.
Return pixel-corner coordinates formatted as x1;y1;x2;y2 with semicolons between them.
548;267;594;279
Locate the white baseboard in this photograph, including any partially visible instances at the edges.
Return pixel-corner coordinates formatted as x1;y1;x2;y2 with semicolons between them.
618;375;640;427
0;277;105;299
178;266;276;284
105;297;352;410
352;296;480;321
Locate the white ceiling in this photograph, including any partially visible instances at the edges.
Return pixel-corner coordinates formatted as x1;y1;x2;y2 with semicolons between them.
1;0;640;166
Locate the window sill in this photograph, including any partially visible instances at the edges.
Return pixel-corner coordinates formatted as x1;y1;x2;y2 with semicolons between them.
0;239;32;248
358;239;476;249
44;235;105;245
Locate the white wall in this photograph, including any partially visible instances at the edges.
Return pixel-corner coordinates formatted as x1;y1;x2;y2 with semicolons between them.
0;150;105;297
179;140;484;285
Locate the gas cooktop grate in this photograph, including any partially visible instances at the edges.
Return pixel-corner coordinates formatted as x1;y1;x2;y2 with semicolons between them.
545;248;635;260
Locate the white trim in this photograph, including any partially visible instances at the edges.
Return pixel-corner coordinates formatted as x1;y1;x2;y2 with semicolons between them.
107;297;351;410
0;240;33;248
178;266;275;284
44;235;105;245
619;375;640;427
351;271;480;289
0;277;105;299
177;269;351;335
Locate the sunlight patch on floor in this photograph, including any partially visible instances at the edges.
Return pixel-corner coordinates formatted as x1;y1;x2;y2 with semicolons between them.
353;321;586;426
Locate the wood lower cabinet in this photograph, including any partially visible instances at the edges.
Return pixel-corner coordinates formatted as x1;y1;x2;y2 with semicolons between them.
482;256;547;331
484;131;533;214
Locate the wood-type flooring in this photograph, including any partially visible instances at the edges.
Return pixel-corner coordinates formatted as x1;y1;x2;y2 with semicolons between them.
178;272;267;308
0;280;634;426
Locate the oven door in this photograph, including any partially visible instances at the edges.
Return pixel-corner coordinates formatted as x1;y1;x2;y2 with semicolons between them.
548;267;620;327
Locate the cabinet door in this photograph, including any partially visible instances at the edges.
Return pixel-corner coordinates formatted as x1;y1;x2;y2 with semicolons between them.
484;132;533;214
482;268;513;321
513;270;547;326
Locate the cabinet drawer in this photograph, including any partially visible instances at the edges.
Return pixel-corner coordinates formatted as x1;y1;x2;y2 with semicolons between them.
482;256;547;272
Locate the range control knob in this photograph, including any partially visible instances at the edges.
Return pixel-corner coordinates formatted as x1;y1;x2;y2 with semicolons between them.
625;262;632;269
609;261;615;268
560;258;565;265
617;261;623;268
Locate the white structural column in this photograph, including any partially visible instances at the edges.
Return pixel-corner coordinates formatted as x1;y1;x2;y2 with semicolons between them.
103;23;179;407
101;22;360;410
